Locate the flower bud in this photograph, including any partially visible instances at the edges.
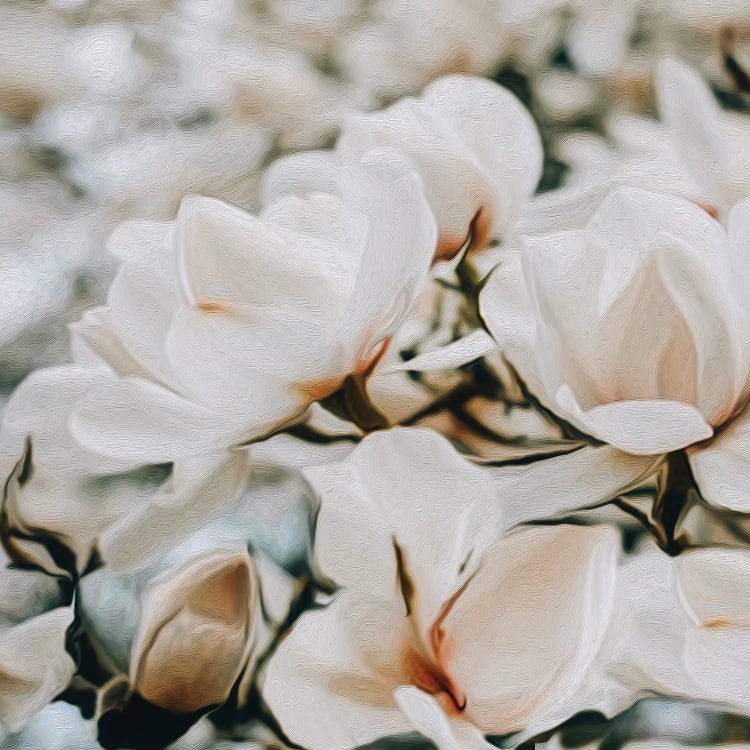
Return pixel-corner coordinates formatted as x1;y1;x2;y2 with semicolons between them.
130;550;257;714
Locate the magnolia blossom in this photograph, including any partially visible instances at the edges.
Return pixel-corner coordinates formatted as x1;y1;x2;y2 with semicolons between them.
67;149;436;462
339;74;543;258
264;75;542;260
263;428;619;749
477;188;750;511
130;550;259;713
613;57;750;220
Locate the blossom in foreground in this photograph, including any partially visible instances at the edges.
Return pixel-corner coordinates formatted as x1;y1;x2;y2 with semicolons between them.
66;148;436;462
263;428;618;749
479;188;750;511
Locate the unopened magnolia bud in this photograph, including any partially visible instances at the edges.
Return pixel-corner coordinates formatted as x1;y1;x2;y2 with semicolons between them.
129;550;257;714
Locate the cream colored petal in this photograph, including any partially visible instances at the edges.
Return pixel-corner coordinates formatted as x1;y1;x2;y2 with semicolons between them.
1;365;142;477
655;57;726;198
555;385;712;455
339;99;485;258
340;75;542;253
689;406;750;512
442;524;619;735
343;148;437;341
73;221;179;388
655;237;744;425
493;444;659;528
597;541;697;702
163;305;315;420
387;329;497;373
305;427;503;637
675;548;750;710
421;75;543;232
675;548;750;629
176;194;355;322
71;376;242;462
262;592;412;750
260;192;368;261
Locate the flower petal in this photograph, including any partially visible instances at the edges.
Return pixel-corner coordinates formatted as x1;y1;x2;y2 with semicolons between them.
556;385;713;455
262;592;412;750
674;547;750;711
98;450;252;571
393;686;496;750
72;221;180;388
71;376;241;462
675;548;750;629
1;365;143;476
387;329;497;373
176;194;355;322
654;237;744;425
493;444;659;528
442;524;618;735
689;404;750;512
343;149;437;340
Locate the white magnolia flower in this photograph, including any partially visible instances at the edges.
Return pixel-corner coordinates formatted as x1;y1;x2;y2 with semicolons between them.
338;75;543;259
478;188;750;511
265;75;543;262
652;57;750;216
520;58;750;240
68;149;436;462
130;549;259;714
263;428;619;750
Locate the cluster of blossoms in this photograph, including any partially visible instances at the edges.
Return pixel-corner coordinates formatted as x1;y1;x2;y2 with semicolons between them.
3;0;750;396
6;4;750;750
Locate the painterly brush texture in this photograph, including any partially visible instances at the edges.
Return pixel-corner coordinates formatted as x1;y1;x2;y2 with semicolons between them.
2;2;750;749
